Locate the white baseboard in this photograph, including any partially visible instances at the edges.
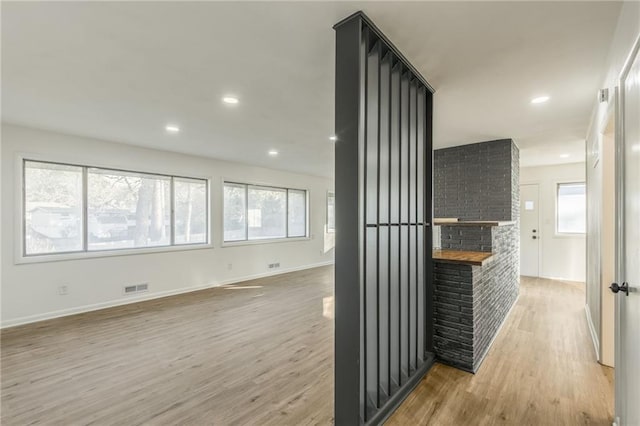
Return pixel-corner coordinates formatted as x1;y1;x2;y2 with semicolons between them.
538;274;585;283
584;303;600;362
1;261;334;329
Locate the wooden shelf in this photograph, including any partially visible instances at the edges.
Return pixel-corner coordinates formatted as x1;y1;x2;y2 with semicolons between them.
433;220;516;227
432;249;493;266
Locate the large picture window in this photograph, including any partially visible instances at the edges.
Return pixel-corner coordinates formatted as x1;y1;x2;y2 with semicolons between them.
223;182;308;242
23;160;208;256
557;182;586;234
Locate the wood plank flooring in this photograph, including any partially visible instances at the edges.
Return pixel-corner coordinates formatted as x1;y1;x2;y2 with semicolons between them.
1;270;613;425
387;276;614;425
1;266;334;426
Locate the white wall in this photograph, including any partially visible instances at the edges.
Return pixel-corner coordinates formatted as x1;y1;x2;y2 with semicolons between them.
584;0;640;360
520;162;586;282
1;124;335;327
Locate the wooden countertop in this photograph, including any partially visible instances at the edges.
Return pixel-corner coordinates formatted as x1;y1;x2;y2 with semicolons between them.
433;219;516;227
432;249;493;266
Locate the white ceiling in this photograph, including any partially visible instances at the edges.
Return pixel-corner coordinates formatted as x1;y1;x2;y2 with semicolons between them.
2;2;622;177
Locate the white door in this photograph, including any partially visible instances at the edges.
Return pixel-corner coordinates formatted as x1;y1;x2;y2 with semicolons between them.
614;36;640;426
520;184;540;277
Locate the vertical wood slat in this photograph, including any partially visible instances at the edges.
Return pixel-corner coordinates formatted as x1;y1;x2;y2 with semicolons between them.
378;50;392;406
424;86;435;357
389;62;401;395
400;69;410;385
409;79;418;374
416;87;426;364
359;25;369;423
365;37;380;419
333;14;364;425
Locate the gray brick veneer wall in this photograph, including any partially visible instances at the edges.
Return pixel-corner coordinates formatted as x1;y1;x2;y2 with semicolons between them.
439;225;493;252
434;139;519;221
472;224;519;371
433;261;476;370
432;138;520;373
433;225;519;372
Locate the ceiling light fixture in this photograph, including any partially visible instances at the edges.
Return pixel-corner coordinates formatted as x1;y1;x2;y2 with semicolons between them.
559;153;571;158
165;125;180;133
268;150;279;156
223;96;239;104
531;96;550;104
329;135;338;141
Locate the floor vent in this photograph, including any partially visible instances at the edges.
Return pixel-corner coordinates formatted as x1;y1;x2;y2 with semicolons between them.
124;283;149;295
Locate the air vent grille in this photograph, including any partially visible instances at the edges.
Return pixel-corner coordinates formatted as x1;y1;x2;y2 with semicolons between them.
123;283;149;295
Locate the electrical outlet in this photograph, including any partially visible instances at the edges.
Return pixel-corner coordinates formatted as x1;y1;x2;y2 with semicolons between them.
227;263;233;270
58;285;69;296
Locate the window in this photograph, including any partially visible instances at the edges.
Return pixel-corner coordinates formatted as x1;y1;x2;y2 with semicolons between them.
174;178;208;245
557;182;586;234
223;182;308;242
248;186;287;239
24;161;83;255
327;191;335;232
23;160;208;257
288;189;307;238
223;183;247;241
88;169;171;250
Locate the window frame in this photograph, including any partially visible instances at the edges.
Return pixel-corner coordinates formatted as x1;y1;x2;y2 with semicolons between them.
327;190;336;233
555;181;587;236
18;156;211;264
222;180;310;246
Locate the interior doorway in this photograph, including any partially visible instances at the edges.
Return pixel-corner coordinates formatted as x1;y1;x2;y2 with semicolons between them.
520;183;540;277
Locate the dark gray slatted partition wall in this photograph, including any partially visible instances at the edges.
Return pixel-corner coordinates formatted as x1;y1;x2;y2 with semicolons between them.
334;12;434;426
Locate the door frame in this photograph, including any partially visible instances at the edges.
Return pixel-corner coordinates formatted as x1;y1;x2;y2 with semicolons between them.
614;34;640;426
599;96;617;368
520;181;541;277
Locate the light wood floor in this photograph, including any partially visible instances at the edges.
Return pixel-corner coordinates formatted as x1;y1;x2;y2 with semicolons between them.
1;266;334;426
1;270;613;425
387;276;614;426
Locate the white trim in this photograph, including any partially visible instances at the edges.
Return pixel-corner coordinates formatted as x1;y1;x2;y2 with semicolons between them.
222;236;311;248
538;274;585;282
15;242;214;265
0;260;335;329
551;233;586;240
585;303;601;362
15;151;214;182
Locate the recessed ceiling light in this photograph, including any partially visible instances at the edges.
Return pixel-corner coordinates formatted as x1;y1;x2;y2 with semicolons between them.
531;96;550;104
329;135;338;141
223;96;239;104
165;125;180;133
268;150;278;156
559;153;571;158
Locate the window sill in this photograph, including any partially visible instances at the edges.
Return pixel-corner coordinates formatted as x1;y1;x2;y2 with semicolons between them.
553;232;586;239
15;243;213;265
222;236;311;248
